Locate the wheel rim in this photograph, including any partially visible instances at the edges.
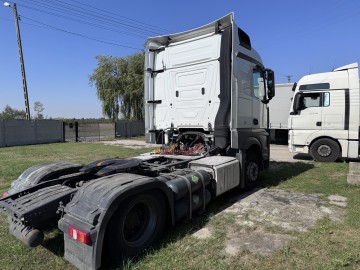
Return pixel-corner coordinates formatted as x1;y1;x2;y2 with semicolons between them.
317;144;331;157
122;201;157;247
247;162;259;182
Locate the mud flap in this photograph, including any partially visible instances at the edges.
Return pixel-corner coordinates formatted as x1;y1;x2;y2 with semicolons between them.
58;173;174;270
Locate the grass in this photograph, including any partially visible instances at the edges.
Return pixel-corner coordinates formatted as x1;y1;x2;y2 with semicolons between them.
0;142;149;194
0;142;152;270
0;143;359;270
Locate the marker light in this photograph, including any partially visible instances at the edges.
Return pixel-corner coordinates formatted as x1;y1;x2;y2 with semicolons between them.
68;225;91;245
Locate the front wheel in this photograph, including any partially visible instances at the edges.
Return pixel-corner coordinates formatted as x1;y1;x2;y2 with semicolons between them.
107;191;166;259
244;151;260;190
310;138;340;162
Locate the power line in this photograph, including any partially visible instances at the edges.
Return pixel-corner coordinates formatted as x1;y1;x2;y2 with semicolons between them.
69;0;170;33
1;16;142;47
19;0;162;35
17;0;162;36
16;3;149;39
19;15;143;51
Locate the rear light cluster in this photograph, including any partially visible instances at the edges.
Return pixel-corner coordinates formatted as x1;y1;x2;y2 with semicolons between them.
68;225;91;245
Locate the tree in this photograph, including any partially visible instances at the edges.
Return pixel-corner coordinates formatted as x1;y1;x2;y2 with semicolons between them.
89;52;145;121
33;101;45;120
0;105;26;120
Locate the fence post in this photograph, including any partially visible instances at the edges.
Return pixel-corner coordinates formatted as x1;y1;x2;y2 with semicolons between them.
0;121;5;147
126;121;130;138
98;122;100;141
62;122;66;142
75;121;79;142
34;120;38;143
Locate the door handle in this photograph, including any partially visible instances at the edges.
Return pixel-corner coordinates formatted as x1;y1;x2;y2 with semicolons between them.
316;121;322;126
253;118;259;125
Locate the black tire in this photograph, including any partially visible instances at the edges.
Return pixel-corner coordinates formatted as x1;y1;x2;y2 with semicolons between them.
310;138;340;162
244;151;260;190
108;191;166;259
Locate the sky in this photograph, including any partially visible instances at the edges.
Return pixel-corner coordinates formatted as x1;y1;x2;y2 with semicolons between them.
0;0;359;119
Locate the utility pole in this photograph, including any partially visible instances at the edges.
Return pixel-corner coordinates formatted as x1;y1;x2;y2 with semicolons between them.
4;2;31;120
286;75;293;83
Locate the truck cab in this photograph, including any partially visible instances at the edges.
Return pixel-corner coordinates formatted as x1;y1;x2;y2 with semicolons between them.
144;13;275;169
288;63;360;162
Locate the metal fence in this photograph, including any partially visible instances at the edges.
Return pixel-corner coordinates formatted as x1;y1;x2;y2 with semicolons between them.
64;122;115;142
0;120;64;147
115;120;145;138
0;120;144;146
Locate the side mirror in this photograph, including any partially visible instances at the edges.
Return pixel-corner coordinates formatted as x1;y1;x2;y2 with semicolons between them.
265;69;275;100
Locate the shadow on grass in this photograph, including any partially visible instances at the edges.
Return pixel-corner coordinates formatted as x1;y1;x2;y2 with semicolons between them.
293;153;313;161
41;222;66;257
37;161;315;269
104;161;314;269
261;161;314;187
38;161;315;269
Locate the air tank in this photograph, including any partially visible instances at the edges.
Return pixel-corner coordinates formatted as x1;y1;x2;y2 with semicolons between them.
166;170;211;200
174;189;211;221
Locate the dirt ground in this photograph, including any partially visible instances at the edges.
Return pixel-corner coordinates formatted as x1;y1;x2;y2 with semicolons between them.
270;144;313;162
193;188;346;256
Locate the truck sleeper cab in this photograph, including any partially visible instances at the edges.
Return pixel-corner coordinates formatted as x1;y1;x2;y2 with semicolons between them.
0;13;274;270
289;63;360;162
145;13;274;174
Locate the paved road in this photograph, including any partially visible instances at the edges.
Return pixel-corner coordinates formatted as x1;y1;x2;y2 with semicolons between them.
270;144;312;162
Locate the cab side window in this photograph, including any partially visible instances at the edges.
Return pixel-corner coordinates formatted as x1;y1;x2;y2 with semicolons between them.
299;92;330;109
323;92;330;107
252;70;265;100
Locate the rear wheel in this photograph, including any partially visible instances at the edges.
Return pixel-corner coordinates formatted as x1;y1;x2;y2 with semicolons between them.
310;138;340;162
108;191;166;259
244;151;260;190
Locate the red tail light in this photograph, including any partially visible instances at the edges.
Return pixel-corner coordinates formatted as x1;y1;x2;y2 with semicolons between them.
68;225;91;245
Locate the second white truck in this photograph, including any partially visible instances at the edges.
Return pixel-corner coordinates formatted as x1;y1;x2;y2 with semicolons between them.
288;63;360;162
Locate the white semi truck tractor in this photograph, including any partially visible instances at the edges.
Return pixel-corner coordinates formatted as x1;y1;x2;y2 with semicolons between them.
289;63;359;162
0;13;275;270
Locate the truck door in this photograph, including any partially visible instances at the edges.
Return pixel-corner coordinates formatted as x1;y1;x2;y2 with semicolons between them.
153;50;173;130
321;91;345;132
290;92;323;130
252;69;267;128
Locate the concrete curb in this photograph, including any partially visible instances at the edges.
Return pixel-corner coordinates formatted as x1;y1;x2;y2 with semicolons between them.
347;162;360;186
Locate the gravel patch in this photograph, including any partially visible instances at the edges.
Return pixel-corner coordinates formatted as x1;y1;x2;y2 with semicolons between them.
100;139;158;149
192;227;212;240
191;188;346;257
